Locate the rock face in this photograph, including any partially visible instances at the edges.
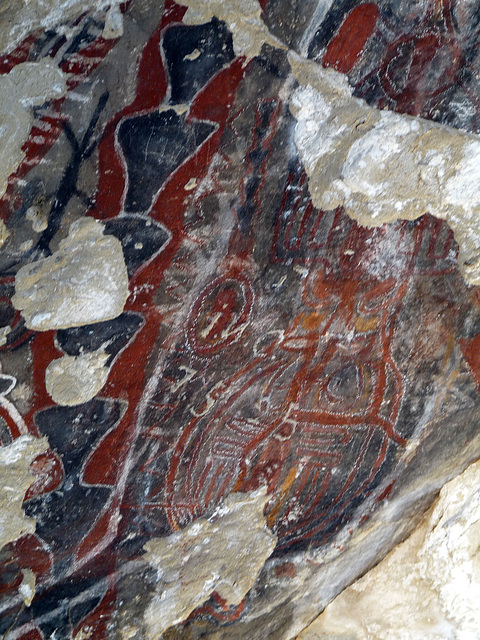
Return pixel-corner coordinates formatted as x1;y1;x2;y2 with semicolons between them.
289;53;480;286
298;458;480;640
0;435;48;551
177;0;284;59
45;351;110;406
12;218;129;330
0;60;66;199
0;1;480;639
0;0;125;53
142;489;277;639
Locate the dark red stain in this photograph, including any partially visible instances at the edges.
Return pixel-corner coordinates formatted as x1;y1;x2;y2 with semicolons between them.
275;562;297;578
376;480;396;503
460;334;480;391
323;3;379;73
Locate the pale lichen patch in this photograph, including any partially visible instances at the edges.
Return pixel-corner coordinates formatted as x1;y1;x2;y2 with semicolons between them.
288;52;480;286
141;488;277;639
12;218;129;331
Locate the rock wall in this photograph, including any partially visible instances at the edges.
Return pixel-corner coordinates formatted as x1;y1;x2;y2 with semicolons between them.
299;459;480;639
0;1;479;639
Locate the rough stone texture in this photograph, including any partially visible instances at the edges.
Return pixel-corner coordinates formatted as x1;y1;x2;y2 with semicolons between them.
0;60;66;199
177;0;285;59
0;0;125;53
142;489;276;638
0;435;48;551
0;1;480;639
289;52;480;286
45;350;110;406
298;458;480;640
12;218;129;330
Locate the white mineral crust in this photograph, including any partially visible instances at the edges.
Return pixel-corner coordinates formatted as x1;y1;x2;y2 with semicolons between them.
289;51;480;285
141;487;277;639
13;218;129;331
298;458;480;640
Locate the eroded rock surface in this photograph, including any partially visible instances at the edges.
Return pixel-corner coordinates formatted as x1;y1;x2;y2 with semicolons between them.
177;0;284;58
298;458;480;640
0;435;48;551
142;489;277;638
0;60;66;199
45;350;110;406
289;52;480;286
0;0;124;53
1;2;480;639
12;218;129;330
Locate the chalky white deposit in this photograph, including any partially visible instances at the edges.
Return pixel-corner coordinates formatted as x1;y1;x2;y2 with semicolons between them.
45;350;110;406
289;52;480;285
13;218;129;331
142;488;277;638
0;60;67;199
0;435;48;552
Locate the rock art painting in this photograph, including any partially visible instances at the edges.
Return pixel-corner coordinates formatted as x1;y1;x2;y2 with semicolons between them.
0;1;480;639
289;51;480;286
298;458;480;639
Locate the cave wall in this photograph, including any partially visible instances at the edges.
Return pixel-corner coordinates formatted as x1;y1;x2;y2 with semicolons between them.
0;1;480;638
